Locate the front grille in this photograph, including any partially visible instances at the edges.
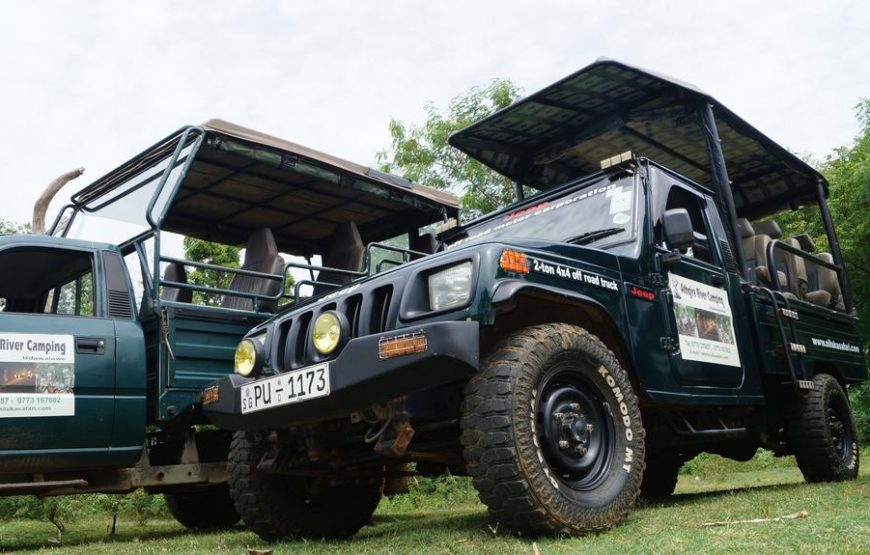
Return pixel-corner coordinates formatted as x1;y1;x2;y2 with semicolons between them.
276;284;395;371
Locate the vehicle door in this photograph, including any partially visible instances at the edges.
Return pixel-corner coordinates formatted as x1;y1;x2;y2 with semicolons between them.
654;184;744;389
0;245;118;472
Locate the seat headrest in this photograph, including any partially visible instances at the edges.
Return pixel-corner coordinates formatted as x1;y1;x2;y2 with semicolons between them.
753;220;781;239
794;234;816;252
737;218;755;238
244;229;278;262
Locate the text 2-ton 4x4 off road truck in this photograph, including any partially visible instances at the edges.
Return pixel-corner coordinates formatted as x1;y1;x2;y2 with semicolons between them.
204;60;867;539
0;120;459;530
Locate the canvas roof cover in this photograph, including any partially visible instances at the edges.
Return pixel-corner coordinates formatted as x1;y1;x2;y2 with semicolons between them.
449;59;825;219
71;119;458;255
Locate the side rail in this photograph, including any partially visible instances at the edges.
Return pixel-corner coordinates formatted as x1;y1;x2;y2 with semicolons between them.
365;242;429;274
158;242;434;310
290;242;430;297
766;239;851;313
159;256;287;312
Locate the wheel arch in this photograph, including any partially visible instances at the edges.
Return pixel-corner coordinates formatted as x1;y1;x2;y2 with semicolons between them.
811;360;847;387
484;282;640;392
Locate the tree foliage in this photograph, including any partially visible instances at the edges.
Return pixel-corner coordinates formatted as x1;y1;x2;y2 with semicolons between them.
182;237;241;306
0;219;29;236
377;78;522;219
779;99;870;439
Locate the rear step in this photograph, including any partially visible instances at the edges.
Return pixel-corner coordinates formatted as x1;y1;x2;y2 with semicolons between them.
0;479;88;496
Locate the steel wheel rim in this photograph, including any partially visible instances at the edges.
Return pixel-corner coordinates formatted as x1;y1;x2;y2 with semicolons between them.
827;395;851;461
536;360;616;491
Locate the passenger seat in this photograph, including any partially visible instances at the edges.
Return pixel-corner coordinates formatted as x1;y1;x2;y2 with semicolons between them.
160;261;193;304
221;228;284;312
805;253;845;311
316;222;365;294
741;219;786;290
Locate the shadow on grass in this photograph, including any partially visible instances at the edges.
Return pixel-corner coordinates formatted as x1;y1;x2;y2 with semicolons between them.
639;479;810;509
0;522;248;553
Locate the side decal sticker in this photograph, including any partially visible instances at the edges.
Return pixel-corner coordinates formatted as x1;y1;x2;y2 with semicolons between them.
529;257;620;293
0;334;75;418
669;274;741;367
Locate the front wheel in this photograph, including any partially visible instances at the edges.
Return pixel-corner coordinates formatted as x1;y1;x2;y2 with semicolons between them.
788;373;859;482
461;323;645;535
228;431;383;541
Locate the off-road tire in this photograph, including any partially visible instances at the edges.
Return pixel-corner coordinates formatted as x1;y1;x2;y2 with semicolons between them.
164;484;240;530
461;323;645;535
788;373;859;482
228;431;383;541
639;456;681;498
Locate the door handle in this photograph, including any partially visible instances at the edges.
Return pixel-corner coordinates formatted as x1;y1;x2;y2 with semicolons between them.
76;337;106;355
711;275;725;286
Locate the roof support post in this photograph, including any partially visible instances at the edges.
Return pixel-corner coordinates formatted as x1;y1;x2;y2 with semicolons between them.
699;103;748;280
515;181;525;201
816;177;854;313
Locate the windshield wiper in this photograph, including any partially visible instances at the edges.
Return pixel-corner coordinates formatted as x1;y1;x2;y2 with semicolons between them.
565;227;625;246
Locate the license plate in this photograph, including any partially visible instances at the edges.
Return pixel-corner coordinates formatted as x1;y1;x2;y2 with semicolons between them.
240;363;330;414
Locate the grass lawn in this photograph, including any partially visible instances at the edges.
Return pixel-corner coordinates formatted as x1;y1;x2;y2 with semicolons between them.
1;455;868;554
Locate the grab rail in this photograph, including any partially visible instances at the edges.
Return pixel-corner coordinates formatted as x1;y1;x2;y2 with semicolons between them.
765;239;850;312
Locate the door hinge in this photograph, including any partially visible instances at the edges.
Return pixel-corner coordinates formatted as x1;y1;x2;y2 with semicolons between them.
647;273;668;288
660;337;679;351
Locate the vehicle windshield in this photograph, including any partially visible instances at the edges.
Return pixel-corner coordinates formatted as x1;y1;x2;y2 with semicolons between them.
446;176;638;250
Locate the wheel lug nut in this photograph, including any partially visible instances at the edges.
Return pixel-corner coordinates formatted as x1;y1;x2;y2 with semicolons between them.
576;446;587;456
569;403;580;411
586;423;594;432
553;412;563;421
558;440;569;449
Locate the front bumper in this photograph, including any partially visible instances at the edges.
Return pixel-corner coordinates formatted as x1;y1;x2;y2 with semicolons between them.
203;321;479;431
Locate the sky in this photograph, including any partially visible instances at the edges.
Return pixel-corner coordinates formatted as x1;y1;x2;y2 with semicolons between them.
0;0;868;227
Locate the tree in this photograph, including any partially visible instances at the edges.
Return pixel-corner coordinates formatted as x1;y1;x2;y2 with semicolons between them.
779;99;870;439
182;237;241;306
0;219;29;236
377;78;522;219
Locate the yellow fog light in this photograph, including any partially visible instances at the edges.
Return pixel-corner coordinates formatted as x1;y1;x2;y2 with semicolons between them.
313;311;344;355
234;339;259;376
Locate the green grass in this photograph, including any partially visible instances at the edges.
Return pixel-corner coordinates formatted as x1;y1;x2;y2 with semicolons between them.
1;452;869;554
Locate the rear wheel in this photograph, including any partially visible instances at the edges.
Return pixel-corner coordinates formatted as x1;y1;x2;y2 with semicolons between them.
461;323;645;535
788;373;859;482
228;431;383;541
164;484;240;530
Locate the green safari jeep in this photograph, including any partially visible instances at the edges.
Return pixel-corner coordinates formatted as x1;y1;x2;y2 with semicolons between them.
204;60;867;539
0;119;458;530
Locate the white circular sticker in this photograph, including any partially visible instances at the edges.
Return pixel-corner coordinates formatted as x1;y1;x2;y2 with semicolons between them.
613;212;631;225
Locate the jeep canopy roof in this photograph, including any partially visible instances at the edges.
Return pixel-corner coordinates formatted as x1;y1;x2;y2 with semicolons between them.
59;119;459;255
449;58;824;220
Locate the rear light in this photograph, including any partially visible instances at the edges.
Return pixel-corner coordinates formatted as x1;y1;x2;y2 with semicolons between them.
499;249;529;274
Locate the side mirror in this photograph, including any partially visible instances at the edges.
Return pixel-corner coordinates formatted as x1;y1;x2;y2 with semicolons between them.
663;208;694;251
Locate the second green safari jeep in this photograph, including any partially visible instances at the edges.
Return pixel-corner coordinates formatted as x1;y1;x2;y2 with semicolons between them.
204;59;866;539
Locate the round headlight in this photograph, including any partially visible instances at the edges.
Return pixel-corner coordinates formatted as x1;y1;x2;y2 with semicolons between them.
234;339;258;376
313;311;343;355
